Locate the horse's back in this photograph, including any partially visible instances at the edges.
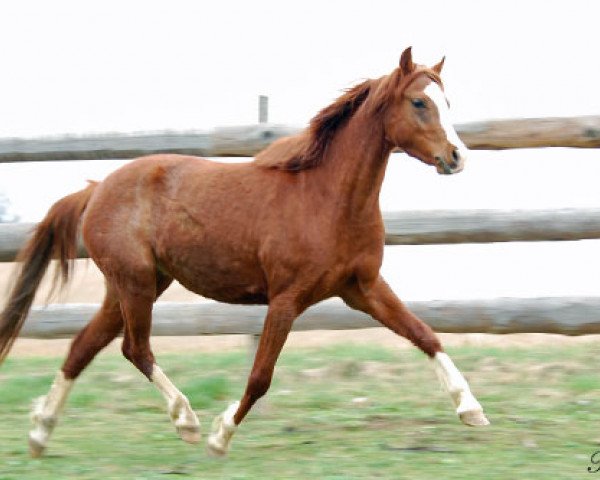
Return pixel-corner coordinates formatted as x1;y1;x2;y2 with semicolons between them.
82;153;216;240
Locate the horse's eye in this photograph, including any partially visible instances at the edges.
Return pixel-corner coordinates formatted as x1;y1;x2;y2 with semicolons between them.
411;98;427;109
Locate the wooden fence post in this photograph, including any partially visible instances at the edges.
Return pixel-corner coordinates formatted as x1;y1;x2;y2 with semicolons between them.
258;95;268;124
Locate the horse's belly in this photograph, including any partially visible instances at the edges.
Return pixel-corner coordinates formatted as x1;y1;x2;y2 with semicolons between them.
162;256;269;305
187;278;269;305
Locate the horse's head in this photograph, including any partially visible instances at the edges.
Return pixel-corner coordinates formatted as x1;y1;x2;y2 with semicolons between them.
381;47;467;175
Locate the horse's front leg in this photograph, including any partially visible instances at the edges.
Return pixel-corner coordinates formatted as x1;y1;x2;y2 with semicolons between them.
342;276;489;427
207;295;299;456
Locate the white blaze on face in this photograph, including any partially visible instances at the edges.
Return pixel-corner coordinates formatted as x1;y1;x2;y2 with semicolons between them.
423;82;468;156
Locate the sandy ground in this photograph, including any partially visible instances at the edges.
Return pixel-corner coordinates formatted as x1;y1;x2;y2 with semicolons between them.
2;260;599;359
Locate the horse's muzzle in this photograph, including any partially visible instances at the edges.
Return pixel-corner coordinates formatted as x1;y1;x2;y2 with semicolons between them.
435;148;465;175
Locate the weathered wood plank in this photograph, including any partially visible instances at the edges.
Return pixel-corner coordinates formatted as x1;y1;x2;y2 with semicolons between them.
2;208;600;262
0;116;598;162
19;296;600;338
456;116;600;149
383;208;600;245
0;125;301;162
0;223;32;261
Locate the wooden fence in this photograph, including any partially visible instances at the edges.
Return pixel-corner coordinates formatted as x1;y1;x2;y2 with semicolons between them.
20;297;600;338
2;115;600;336
0;116;598;162
3;207;600;262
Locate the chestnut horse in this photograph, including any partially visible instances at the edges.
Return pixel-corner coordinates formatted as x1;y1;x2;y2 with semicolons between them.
0;47;488;458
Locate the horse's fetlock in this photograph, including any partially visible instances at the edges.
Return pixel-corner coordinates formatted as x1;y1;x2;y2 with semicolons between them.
168;395;189;419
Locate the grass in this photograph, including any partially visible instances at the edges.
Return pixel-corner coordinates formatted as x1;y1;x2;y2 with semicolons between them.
1;342;599;479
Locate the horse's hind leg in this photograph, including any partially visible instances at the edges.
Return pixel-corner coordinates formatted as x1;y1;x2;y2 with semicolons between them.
118;271;200;444
342;276;489;427
29;285;124;457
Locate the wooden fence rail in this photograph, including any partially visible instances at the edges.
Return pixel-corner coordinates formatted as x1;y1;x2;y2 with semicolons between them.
20;296;600;338
0;116;598;162
2;207;600;262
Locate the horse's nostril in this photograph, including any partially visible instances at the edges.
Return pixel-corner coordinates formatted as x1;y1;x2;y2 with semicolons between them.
452;149;460;162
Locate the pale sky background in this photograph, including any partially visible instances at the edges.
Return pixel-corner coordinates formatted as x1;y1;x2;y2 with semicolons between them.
0;0;598;136
0;0;599;300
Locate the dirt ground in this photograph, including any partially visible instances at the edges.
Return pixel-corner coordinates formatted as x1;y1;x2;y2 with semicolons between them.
2;260;599;358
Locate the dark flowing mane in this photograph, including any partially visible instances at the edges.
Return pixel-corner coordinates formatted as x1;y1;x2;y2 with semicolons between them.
295;79;374;171
253;67;441;172
254;75;392;172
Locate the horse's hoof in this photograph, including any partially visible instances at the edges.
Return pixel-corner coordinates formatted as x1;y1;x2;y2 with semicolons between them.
459;409;490;427
206;401;238;457
28;435;45;458
206;434;228;457
177;424;201;444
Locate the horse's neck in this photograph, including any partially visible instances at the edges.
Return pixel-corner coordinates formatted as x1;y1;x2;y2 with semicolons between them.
319;111;392;220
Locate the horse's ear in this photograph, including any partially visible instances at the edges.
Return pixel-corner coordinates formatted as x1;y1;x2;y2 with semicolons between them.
399;47;415;76
432;56;445;75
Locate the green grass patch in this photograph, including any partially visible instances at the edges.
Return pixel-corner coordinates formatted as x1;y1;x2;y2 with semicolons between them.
183;375;231;409
0;342;598;479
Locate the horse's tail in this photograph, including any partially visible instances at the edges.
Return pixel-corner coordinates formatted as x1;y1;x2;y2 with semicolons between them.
0;181;98;365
